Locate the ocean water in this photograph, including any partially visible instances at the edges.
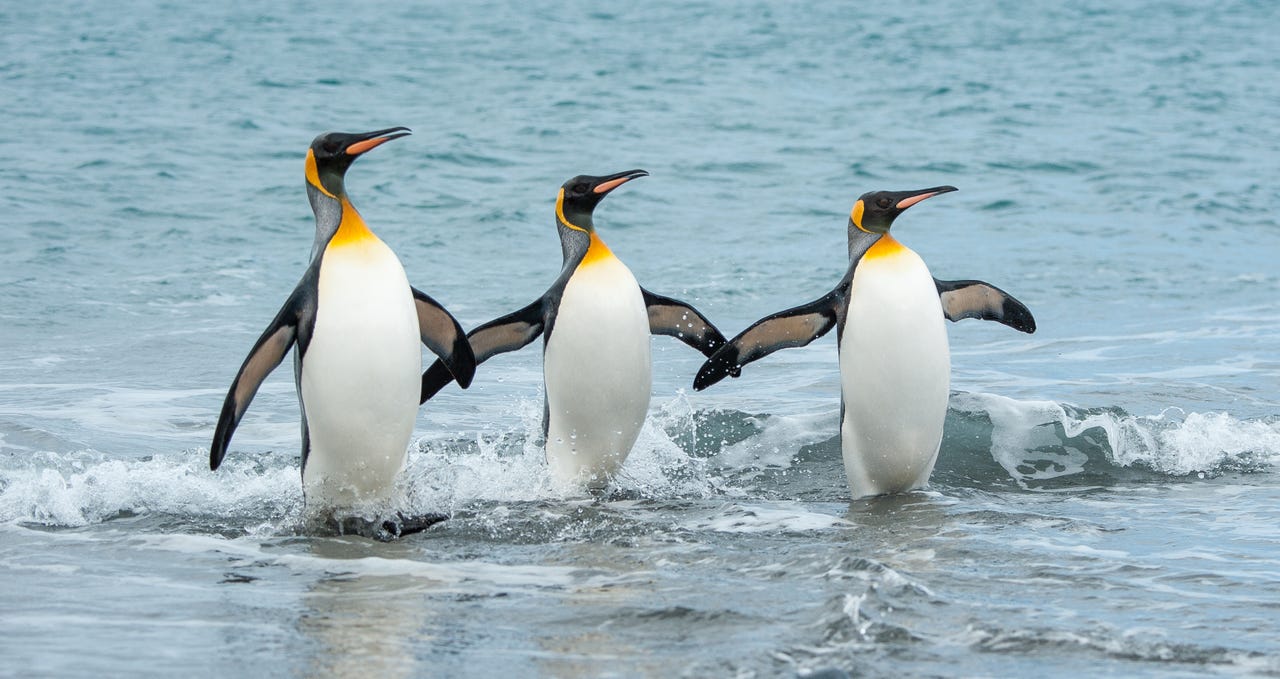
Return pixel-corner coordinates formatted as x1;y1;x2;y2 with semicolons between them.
2;0;1279;677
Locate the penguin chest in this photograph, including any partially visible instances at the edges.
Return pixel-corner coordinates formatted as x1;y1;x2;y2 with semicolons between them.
542;255;652;486
300;239;422;505
839;240;950;498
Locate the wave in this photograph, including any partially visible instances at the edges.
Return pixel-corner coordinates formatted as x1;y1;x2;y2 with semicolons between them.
944;393;1280;489
1;393;1275;528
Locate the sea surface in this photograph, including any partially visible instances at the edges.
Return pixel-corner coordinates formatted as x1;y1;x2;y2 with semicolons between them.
2;1;1279;677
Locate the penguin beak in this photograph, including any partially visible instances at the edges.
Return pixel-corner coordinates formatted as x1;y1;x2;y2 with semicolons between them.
593;169;649;195
894;185;958;211
345;126;412;156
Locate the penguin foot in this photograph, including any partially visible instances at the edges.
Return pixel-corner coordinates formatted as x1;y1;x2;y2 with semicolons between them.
330;511;450;541
375;511;450;541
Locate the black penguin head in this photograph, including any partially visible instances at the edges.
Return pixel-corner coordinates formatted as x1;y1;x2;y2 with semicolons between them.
556;169;648;232
850;185;958;234
306;126;411;198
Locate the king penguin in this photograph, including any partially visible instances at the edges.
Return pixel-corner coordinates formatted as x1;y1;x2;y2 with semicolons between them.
694;186;1036;500
420;170;730;489
209;127;476;536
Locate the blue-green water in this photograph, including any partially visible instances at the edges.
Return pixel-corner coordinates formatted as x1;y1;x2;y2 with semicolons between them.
3;1;1279;677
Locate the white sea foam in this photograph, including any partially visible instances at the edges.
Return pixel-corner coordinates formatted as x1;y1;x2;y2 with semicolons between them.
954;392;1280;480
682;502;851;534
1;394;725;528
0;450;301;526
5;391;1274;528
405;394;730;510
714;408;839;471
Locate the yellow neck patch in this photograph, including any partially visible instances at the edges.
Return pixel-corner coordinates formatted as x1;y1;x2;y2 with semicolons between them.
580;231;615;267
556;188;589;233
326;198;377;248
851;200;869;233
305;149;337;199
862;234;906;260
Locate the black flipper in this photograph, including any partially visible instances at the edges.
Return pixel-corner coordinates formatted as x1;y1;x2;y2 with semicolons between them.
934;278;1036;334
210;302;299;470
420;299;546;403
411;287;477;389
694;289;843;391
640;287;730;357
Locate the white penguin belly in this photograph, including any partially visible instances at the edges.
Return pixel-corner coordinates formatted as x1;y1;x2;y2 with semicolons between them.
542;256;652;488
300;240;422;508
839;243;950;499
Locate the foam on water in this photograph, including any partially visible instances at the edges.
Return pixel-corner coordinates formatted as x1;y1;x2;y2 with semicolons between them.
3;393;1276;529
713;407;840;473
0;450;301;527
0;394;737;527
954;392;1280;484
681;502;851;534
404;394;732;510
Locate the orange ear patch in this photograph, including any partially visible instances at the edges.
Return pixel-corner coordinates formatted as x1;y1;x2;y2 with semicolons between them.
555;188;589;232
851;200;867;232
305;150;337;199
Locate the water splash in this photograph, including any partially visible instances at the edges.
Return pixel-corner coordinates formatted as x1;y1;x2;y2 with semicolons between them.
4;393;1276;528
953;393;1280;486
0;449;301;527
403;394;731;513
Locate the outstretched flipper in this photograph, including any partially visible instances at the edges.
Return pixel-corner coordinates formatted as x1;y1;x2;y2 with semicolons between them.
210;302;299;470
641;288;730;357
694;289;844;391
420;299;546;403
412;287;477;389
934;278;1036;333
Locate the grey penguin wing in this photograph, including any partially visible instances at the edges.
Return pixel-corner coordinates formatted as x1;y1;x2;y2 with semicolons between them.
420;298;546;404
411;287;477;389
693;289;843;391
209;298;300;470
640;287;730;357
934;278;1037;333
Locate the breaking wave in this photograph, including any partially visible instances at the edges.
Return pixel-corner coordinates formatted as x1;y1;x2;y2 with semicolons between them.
1;393;1275;528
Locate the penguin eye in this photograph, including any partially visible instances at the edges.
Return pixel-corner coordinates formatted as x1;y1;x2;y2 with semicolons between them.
322;140;341;154
876;197;892;209
572;183;589;194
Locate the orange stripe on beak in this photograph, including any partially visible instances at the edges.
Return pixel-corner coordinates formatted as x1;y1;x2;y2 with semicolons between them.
593;175;635;194
895;192;939;210
345;136;393;156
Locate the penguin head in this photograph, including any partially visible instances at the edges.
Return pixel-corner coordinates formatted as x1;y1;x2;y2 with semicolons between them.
556;169;649;232
850;185;958;234
305;126;411;198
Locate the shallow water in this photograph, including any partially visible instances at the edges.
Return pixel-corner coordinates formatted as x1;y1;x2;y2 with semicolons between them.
3;1;1280;677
